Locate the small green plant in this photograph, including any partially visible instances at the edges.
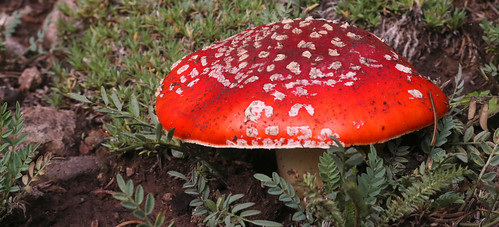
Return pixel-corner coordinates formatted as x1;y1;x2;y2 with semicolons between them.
169;167;282;227
422;0;466;29
253;172;306;222
0;102;51;219
67;89;177;154
0;10;29;64
482;63;498;78
336;0;387;27
113;174;167;227
27;10;54;54
480;18;499;57
336;0;466;29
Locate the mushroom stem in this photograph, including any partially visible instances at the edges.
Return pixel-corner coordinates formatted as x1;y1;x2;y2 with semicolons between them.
275;148;325;199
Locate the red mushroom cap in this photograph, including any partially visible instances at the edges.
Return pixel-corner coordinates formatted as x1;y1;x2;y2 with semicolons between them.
155;18;449;149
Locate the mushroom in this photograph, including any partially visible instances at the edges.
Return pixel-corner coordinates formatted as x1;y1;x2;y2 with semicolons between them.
155;17;449;193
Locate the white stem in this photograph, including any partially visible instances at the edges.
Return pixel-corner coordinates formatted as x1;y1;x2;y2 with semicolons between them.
275;148;325;199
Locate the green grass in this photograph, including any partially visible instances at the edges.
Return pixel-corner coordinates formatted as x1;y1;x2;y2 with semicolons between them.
336;0;467;29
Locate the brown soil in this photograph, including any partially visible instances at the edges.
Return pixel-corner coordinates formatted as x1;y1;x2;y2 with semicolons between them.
0;0;498;226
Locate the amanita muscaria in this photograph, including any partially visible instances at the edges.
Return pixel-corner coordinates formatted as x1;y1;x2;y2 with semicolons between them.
155;17;449;190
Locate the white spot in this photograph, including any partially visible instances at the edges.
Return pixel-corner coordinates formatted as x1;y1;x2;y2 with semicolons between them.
396;64;412;74
329;61;342;70
353;121;365;129
303;140;318;147
267;64;275;72
238;61;248;69
328;49;340;56
408;89;423;99
392;51;399;59
285;79;310;89
340;71;357;80
215;52;223;58
208;65;231;87
226;140;236;146
319;128;333;140
237;48;248;56
263;83;276;92
224;56;234;63
274;54;286;61
315;56;324;61
285;139;301;147
297;40;316;50
346;32;361;39
189;68;199;77
310;31;321;38
331;37;346;47
244;101;274;123
239;54;249;62
180;76;187;83
246;126;258;137
272;91;286;100
262;139;275;146
384;54;392;60
189;54;199;61
310;67;334;79
340;22;349;29
177;65;189;74
244;76;259;84
299;20;311;27
283;24;292;29
265;126;279;136
200;56;207;66
302;51;312;58
325;79;337;86
322;24;333;31
270;74;284;81
292;27;302;34
282;18;293;24
175;88;183;95
360;57;382;68
293;86;309;96
237;139;248;146
350;65;361;71
287;126;312;140
171;59;181;70
286;62;301;75
254;41;262;48
275;42;284;49
407;75;412;81
187;78;200;87
272;33;288;41
289;104;315;117
258;51;270;58
344;81;354;86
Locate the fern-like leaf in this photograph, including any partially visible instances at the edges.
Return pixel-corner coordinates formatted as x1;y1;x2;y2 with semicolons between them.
358;145;387;206
381;167;465;224
318;151;341;194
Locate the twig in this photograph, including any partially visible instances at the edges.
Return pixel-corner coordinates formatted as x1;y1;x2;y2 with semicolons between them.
115;220;145;227
429;91;437;146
